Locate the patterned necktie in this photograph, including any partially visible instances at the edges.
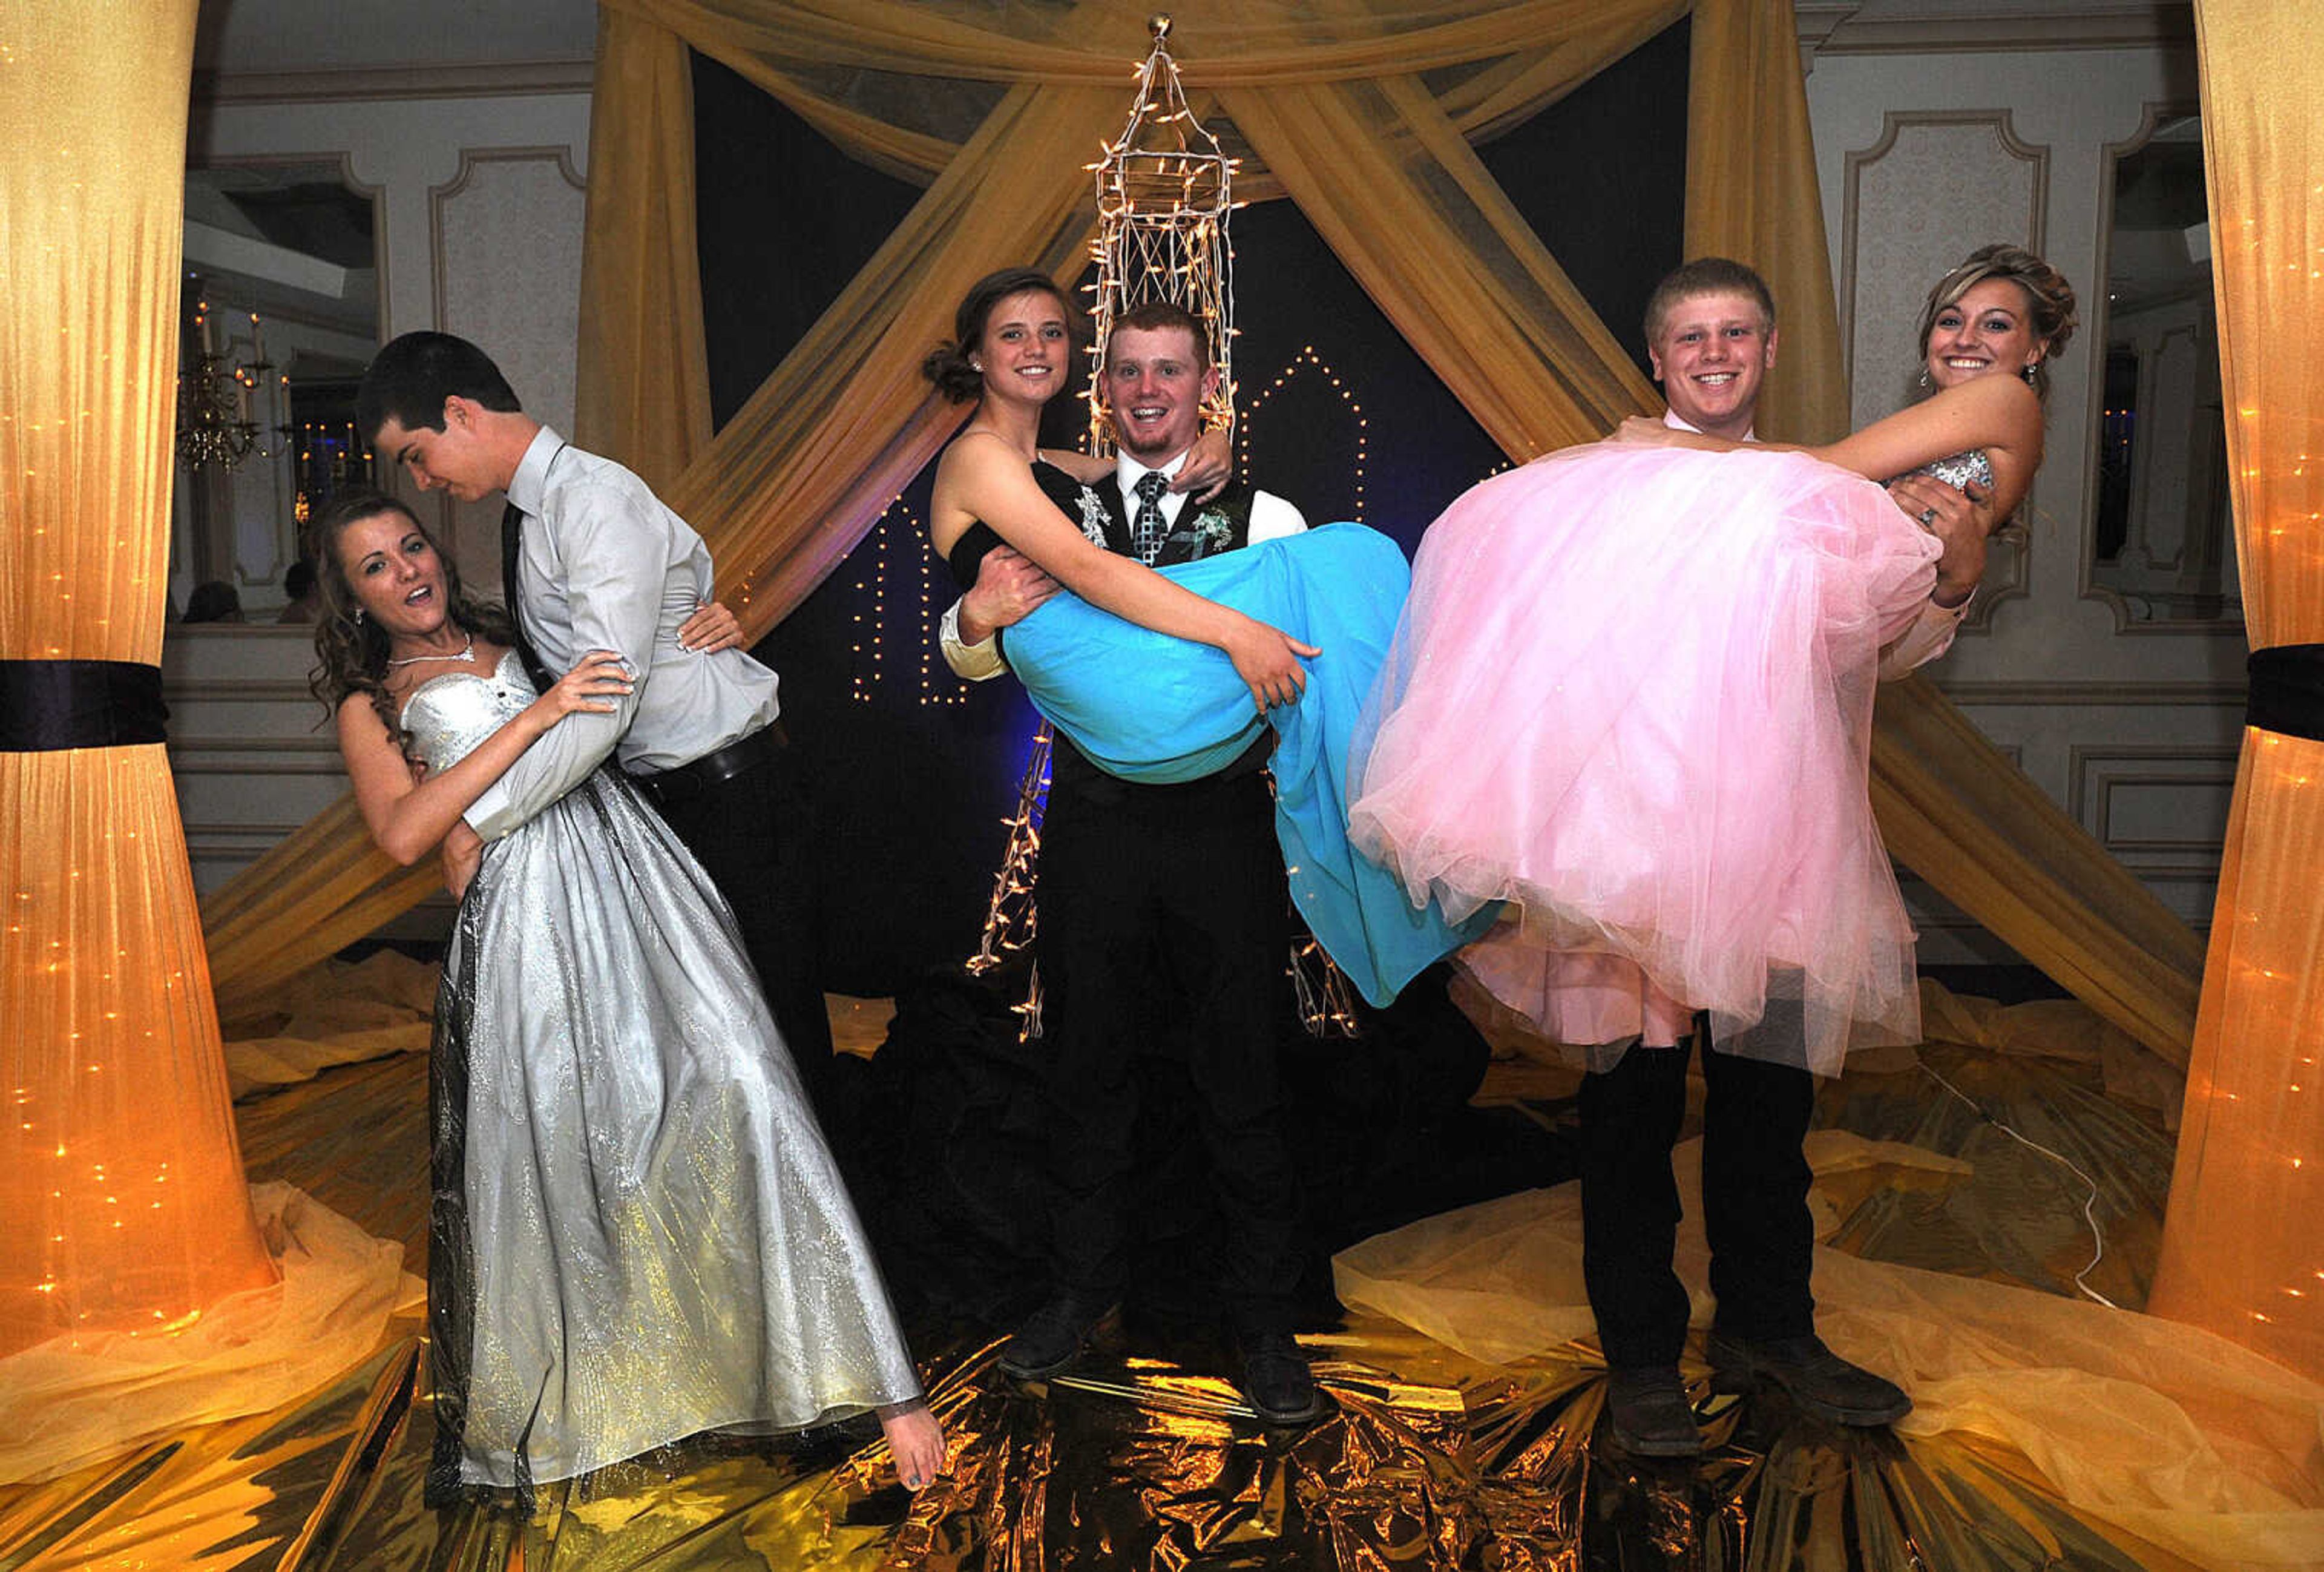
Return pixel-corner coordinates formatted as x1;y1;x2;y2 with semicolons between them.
1131;470;1170;565
499;500;554;692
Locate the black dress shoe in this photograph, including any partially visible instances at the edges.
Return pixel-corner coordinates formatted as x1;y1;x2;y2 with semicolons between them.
998;1294;1117;1380
1706;1331;1912;1426
1604;1364;1703;1456
1237;1330;1328;1426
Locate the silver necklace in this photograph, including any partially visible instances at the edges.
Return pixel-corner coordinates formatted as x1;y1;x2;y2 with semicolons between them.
384;631;476;668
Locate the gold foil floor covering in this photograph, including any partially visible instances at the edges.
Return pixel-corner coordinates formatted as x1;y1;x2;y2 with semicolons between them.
1;1025;2317;1570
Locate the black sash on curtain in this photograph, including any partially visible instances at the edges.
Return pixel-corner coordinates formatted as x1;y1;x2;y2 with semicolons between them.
2247;644;2324;743
0;659;167;751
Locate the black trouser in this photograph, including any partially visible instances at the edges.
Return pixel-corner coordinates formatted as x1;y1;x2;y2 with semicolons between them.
1036;747;1301;1336
1577;1025;1816;1368
635;728;837;1101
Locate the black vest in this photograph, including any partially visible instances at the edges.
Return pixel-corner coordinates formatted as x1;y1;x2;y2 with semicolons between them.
1032;463;1275;794
1038;464;1259;566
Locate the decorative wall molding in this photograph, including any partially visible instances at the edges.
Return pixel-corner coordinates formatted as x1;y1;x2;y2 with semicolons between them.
182;819;316;840
1839;110;2047;631
425;146;589;574
1840;111;2050;393
194;61;595;107
1939;680;2245;706
169;753;351;775
2068;743;2239;857
165;678;323;704
1799;4;2193;58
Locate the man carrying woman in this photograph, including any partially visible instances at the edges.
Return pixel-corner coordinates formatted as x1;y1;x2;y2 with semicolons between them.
1350;248;2075;1456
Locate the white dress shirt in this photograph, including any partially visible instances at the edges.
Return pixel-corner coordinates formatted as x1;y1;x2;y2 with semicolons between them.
464;426;781;841
939;447;1307;682
1659;409;1969;679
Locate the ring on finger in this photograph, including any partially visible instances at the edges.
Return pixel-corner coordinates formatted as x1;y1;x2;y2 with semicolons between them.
1917;506;1939;527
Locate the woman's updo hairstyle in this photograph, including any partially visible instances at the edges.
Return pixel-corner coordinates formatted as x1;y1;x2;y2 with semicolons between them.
922;266;1071;404
1915;244;2079;399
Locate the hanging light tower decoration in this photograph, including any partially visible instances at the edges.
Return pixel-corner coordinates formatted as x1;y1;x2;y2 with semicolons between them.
1083;13;1239;453
969;16;1236;1014
971;19;1354;1037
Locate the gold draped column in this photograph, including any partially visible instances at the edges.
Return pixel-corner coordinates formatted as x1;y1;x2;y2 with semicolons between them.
2150;0;2324;1381
0;2;275;1353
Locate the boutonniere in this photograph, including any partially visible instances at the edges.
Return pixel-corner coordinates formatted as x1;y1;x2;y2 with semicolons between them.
1190;510;1235;551
1074;488;1111;546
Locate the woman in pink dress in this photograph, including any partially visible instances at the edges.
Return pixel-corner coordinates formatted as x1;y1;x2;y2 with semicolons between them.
1350;246;2077;1078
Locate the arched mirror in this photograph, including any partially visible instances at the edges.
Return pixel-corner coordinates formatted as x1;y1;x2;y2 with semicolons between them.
171;159;379;625
2086;111;2237;628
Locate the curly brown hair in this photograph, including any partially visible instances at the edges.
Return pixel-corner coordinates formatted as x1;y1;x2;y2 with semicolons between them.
1915;244;2078;399
307;488;516;747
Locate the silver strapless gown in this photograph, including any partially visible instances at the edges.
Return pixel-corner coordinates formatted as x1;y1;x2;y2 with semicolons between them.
1900;446;1997;495
405;651;920;1498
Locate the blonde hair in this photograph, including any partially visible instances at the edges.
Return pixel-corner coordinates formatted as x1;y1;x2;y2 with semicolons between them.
1915;245;2078;398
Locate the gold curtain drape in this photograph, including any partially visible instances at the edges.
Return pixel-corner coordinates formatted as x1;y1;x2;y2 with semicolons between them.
199;0;2204;1082
2148;0;2324;1380
0;0;276;1353
1683;0;1846;446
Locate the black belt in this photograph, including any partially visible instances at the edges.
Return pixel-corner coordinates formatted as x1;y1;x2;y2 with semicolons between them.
630;719;787;802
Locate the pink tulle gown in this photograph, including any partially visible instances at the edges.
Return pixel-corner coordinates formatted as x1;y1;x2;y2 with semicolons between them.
1348;442;1943;1076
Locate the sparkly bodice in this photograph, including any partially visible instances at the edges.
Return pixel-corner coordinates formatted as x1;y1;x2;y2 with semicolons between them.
1896;447;1995;493
399;648;538;775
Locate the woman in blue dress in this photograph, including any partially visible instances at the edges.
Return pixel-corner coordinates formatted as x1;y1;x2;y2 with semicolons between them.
921;268;1489;1004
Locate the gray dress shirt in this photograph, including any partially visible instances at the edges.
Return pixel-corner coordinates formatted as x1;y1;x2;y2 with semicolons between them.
464;426;781;841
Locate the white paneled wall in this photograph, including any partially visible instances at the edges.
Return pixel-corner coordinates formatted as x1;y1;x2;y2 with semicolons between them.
1806;28;2237;962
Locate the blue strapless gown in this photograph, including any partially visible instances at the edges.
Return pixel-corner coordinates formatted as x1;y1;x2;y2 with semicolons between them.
996;522;1497;1004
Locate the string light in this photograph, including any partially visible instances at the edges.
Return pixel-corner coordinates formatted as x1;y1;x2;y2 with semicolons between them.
850;497;969;708
1237;344;1368;520
1083;15;1239;456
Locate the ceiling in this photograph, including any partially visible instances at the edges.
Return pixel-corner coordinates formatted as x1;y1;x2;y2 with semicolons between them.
193;0;596;77
190;0;2191;81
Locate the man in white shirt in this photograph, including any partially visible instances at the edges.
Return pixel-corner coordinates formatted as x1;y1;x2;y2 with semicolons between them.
956;303;1326;1427
1587;258;1991;1458
356;332;837;1100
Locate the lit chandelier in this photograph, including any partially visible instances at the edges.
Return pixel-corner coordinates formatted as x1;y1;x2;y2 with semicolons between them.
176;281;275;472
1084;13;1239;452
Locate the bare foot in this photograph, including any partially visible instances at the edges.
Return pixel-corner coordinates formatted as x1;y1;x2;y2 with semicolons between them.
881;1405;945;1492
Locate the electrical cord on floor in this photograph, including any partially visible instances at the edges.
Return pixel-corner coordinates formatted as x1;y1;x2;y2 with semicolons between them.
1917;1061;2121;1310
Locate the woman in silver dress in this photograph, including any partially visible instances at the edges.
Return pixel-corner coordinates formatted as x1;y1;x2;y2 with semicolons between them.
310;490;946;1504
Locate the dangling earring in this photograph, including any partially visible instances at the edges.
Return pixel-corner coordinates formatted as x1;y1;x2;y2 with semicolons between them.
353;606;366;626
2021;361;2039;385
1917;367;1932;390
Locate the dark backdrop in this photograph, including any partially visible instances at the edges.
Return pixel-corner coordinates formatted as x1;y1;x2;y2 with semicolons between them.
691;27;1688;993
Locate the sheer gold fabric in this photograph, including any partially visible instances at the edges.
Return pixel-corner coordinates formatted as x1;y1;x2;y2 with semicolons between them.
2149;0;2324;1381
1871;677;2205;1070
0;0;277;1357
202;0;2203;1091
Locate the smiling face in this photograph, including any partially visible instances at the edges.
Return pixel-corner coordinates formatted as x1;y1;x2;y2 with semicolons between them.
1923;278;2046;390
371;398;510;503
1647;289;1778;441
1104;322;1216;464
331;506;453;642
976;289;1071;410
